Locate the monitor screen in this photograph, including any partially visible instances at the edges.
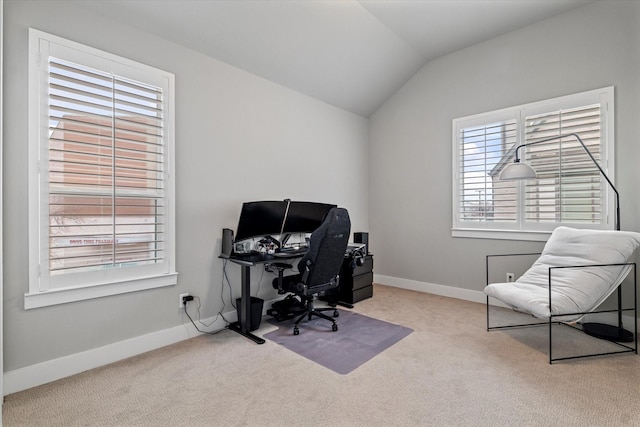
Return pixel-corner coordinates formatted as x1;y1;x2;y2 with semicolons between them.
234;201;287;242
282;201;337;235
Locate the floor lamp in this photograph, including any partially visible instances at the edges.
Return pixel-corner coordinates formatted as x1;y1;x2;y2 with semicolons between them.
499;132;633;343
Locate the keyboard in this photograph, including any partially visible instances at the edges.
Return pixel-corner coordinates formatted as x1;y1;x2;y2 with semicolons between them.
272;252;295;258
275;247;307;256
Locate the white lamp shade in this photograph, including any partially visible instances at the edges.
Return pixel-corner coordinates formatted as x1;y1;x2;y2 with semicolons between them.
499;162;537;180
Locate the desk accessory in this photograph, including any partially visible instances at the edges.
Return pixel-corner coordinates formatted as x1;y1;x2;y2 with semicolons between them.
354;232;369;254
233;241;252;254
221;228;234;258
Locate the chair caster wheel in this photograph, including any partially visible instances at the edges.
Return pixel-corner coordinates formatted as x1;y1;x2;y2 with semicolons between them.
293;327;299;335
332;323;338;332
333;310;339;317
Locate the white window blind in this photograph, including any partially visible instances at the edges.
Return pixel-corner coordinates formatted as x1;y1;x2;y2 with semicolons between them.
524;105;602;224
48;57;165;275
452;87;613;241
458;120;518;223
28;29;176;308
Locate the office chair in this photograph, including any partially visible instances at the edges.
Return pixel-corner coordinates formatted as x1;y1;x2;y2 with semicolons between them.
273;207;351;335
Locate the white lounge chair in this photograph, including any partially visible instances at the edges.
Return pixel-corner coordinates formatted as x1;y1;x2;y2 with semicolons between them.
485;226;640;363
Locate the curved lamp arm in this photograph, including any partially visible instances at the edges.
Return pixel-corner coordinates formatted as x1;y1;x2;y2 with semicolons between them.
502;132;619;231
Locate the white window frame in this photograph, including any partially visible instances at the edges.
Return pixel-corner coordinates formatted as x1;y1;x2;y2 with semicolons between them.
452;87;615;241
27;29;177;309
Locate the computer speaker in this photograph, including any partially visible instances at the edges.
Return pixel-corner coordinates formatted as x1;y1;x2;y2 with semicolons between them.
222;228;234;257
354;232;368;255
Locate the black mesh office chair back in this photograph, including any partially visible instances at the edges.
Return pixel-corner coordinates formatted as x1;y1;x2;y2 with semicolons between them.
297;207;350;289
279;207;351;335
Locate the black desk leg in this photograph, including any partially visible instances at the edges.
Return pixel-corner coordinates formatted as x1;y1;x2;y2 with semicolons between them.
228;264;265;344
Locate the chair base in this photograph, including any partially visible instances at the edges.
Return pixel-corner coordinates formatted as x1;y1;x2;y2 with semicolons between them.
292;300;339;335
582;322;634;343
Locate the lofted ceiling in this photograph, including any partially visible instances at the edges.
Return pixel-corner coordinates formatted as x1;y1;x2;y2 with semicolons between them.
76;0;594;117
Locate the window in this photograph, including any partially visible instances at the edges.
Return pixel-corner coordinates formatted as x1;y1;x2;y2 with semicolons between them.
452;87;614;241
28;29;177;308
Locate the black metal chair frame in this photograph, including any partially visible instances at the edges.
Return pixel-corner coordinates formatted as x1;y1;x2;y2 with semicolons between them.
486;253;638;364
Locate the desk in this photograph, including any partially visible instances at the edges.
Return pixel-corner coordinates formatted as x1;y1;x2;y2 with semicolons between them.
224;252;304;344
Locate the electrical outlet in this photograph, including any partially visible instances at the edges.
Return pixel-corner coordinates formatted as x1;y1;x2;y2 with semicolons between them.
179;293;190;308
506;273;515;282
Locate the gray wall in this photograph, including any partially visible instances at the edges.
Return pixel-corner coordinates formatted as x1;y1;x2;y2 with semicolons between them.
5;0;640;381
3;1;369;371
369;2;640;291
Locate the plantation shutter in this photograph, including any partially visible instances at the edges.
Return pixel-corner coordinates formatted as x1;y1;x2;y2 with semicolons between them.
523;104;602;224
458;120;518;223
48;57;165;275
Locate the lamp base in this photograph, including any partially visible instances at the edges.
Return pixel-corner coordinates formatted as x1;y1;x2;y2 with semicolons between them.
582;322;634;343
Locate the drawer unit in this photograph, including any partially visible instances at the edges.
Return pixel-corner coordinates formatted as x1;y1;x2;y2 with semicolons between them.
338;254;373;304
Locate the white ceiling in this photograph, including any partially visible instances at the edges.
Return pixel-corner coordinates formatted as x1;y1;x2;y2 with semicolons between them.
77;0;594;117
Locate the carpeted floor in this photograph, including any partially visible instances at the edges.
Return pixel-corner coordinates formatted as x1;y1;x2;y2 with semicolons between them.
4;284;640;426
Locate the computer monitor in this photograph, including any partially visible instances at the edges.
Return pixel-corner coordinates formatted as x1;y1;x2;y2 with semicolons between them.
234;201;288;242
282;201;337;235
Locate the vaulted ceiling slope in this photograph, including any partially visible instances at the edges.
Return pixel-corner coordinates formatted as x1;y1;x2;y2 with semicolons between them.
76;0;593;117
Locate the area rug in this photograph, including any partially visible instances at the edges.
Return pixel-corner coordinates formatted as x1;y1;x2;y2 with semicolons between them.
263;310;413;374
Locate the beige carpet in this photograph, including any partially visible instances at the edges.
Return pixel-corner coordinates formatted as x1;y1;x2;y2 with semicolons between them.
4;284;640;426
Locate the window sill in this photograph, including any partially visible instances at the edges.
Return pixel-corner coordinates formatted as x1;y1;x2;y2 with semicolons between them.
24;272;178;309
451;228;551;242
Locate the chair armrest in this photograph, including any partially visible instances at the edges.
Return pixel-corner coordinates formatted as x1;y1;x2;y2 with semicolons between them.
268;262;294;294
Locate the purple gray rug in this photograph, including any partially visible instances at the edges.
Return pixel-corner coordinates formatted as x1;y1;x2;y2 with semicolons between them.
263;310;413;374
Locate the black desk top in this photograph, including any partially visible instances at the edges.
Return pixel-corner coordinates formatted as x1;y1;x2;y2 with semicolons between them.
222;251;305;266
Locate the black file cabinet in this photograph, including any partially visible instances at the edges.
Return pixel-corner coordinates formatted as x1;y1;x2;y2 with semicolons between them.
337;254;373;304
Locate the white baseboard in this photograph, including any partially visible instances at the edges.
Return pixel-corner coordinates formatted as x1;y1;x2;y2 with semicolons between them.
3;310;231;396
374;274;487;304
